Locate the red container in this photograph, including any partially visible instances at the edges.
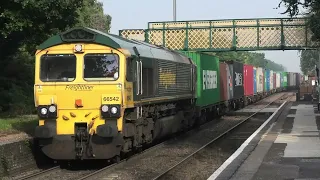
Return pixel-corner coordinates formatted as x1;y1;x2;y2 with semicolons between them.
273;73;276;90
244;64;254;96
219;62;229;101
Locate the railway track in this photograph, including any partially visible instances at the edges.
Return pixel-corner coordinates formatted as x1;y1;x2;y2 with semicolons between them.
73;92;292;180
13;92;292;180
152;94;293;180
15;165;98;180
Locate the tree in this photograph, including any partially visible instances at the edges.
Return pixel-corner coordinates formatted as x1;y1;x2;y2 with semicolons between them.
278;0;320;74
76;0;112;33
299;50;318;75
278;0;320;41
208;51;286;72
277;0;313;17
0;0;112;115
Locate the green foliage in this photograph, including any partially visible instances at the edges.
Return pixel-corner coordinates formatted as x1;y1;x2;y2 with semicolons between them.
76;0;112;32
278;0;320;74
0;0;111;115
278;0;320;41
277;0;313;17
206;52;286;72
299;50;318;75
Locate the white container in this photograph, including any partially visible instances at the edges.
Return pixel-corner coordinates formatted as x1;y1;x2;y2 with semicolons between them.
256;67;264;93
276;72;281;88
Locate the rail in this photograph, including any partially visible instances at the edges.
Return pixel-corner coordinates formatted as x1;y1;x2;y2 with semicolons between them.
152;93;292;180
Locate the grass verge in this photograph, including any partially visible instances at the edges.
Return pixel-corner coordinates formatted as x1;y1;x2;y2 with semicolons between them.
0;115;38;137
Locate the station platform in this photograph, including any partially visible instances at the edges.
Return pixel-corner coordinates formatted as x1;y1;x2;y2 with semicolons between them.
209;100;320;180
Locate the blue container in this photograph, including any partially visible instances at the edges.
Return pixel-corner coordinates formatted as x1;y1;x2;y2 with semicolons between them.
253;68;257;94
266;69;270;92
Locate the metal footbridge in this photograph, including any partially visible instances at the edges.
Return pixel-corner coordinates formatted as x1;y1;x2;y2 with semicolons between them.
119;18;319;52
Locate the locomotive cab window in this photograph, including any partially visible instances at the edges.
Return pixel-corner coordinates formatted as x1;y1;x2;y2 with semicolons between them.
40;54;76;82
84;53;119;81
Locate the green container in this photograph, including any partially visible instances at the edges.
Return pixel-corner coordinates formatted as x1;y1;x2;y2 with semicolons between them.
180;51;220;107
282;72;288;87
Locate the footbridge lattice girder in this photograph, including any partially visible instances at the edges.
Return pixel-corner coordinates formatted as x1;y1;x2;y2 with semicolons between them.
119;18;320;51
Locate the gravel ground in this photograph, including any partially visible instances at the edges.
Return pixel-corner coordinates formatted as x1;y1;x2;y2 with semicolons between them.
82;93;289;180
10;163;105;180
84;116;247;180
159;114;272;180
5;93;290;180
26;168;96;180
0;133;31;146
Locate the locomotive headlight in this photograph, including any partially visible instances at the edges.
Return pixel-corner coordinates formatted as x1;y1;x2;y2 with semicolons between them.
101;104;120;118
101;105;109;112
74;44;82;52
110;107;118;114
48;105;56;113
40;107;48;115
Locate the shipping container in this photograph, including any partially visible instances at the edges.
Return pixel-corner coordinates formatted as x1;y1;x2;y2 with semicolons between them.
253;67;257;94
226;60;244;99
265;69;270;92
180;52;220;107
282;72;288;87
287;73;290;87
280;72;283;87
244;64;254;96
219;62;230;101
270;70;274;90
288;72;296;87
276;72;281;88
273;72;276;90
295;73;301;86
257;67;264;93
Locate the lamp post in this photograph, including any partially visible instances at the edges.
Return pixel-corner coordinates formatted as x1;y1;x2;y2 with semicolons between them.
173;0;176;21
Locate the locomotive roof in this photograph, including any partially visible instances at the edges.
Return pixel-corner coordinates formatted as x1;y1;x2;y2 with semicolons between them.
37;27;191;64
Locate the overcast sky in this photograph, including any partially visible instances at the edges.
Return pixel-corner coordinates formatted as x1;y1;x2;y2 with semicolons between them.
101;0;302;73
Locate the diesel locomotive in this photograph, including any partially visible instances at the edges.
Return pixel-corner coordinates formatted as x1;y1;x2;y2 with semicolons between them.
34;27;198;160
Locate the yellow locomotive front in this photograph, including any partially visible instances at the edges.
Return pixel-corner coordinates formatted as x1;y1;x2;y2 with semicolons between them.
34;28;133;160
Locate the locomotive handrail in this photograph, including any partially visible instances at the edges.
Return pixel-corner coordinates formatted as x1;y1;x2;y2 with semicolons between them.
140;61;143;95
136;61;140;95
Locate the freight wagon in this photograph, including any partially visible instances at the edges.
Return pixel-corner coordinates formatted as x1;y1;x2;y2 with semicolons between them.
180;52;223;122
225;60;245;110
295;72;301;89
244;64;254;105
270;70;274;93
265;69;270;94
256;67;264;99
219;62;229;103
282;72;288;90
276;72;281;92
288;72;296;90
253;67;257;95
273;72;277;93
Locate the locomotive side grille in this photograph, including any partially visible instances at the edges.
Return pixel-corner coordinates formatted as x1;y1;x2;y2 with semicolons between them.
158;60;191;96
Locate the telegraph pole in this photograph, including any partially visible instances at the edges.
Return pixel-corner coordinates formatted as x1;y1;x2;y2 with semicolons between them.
173;0;177;21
